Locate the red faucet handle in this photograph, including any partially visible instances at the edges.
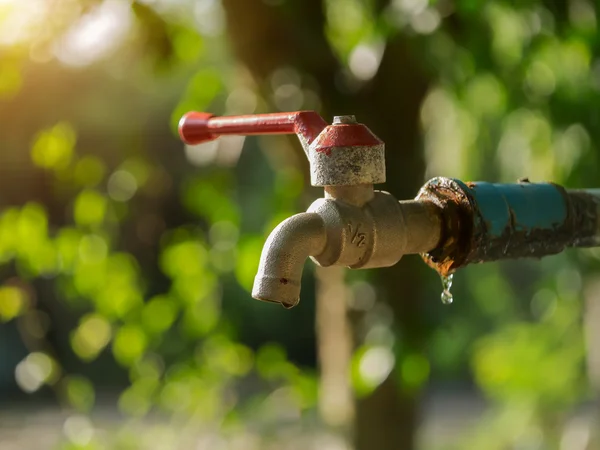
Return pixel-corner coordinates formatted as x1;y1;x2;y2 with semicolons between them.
178;111;328;146
178;112;216;145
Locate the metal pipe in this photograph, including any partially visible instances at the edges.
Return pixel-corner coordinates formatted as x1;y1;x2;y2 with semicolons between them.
324;184;375;207
418;178;600;276
252;212;327;308
178;111;327;149
566;189;600;247
398;200;443;255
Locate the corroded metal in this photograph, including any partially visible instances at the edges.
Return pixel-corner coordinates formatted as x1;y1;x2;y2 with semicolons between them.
415;178;473;276
178;110;600;308
308;115;385;186
418;177;600;276
564;189;600;247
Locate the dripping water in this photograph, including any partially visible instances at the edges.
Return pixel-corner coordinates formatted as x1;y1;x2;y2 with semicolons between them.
440;273;454;305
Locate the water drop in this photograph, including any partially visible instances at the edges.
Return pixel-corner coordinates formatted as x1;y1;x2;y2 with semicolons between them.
440;273;453;305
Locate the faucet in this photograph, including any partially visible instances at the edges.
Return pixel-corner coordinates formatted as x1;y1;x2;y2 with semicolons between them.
178;110;600;308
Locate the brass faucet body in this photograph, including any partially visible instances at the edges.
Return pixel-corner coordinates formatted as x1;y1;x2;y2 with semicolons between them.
251;184;442;308
178;111;443;307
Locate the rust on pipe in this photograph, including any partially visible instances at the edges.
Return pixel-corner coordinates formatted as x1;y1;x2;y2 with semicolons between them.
418;177;600;277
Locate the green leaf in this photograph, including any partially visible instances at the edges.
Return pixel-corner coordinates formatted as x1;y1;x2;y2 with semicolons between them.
141;295;178;334
73;190;108;227
61;375;95;412
71;314;112;361
351;345;395;397
0;285;28;322
171;69;223;133
73;156;106;188
113;325;148;366
0;62;21;98
31;122;76;170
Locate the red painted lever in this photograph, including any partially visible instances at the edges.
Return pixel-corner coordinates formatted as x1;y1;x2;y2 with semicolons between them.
178;111;328;146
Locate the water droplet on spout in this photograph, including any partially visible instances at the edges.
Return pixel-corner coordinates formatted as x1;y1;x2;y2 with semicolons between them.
440;273;454;305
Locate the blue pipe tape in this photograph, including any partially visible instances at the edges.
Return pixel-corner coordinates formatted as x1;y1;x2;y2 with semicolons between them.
453;180;568;239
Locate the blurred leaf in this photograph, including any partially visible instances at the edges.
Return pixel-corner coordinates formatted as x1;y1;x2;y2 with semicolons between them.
71;314;112;362
55;228;83;271
17;203;48;244
132;1;177;68
472;319;585;406
255;343;296;380
73;190;108;227
181;176;240;225
274;167;304;201
0;285;28;322
351;345;395;397
180;295;219;338
130;355;163;381
290;372;318;410
171;69;223;133
0;208;19;261
172;273;217;306
113;325;148;366
119;157;151;188
61;375;95;412
463;73;507;118
12;203;58;276
399;353;430;391
486;3;528;67
73;156;106;188
15;352;60;393
325;0;376;60
456;0;487;14
201;336;253;377
234;235;263;292
118;377;158;417
0;61;21;98
141;295;178;334
31;122;76;170
170;24;204;63
160;239;208;280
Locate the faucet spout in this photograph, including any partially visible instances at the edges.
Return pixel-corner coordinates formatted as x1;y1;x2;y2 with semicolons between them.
252;213;327;309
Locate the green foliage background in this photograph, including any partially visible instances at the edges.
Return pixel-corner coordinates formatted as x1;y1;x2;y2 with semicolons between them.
1;0;599;449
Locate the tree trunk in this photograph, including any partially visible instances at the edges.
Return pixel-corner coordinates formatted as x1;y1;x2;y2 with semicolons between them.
315;266;354;436
220;1;429;448
585;278;600;449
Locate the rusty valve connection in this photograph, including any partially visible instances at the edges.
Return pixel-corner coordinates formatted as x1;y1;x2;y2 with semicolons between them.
179;110;600;308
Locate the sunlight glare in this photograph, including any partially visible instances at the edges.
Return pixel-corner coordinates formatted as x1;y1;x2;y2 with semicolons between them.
0;0;49;47
54;0;132;67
